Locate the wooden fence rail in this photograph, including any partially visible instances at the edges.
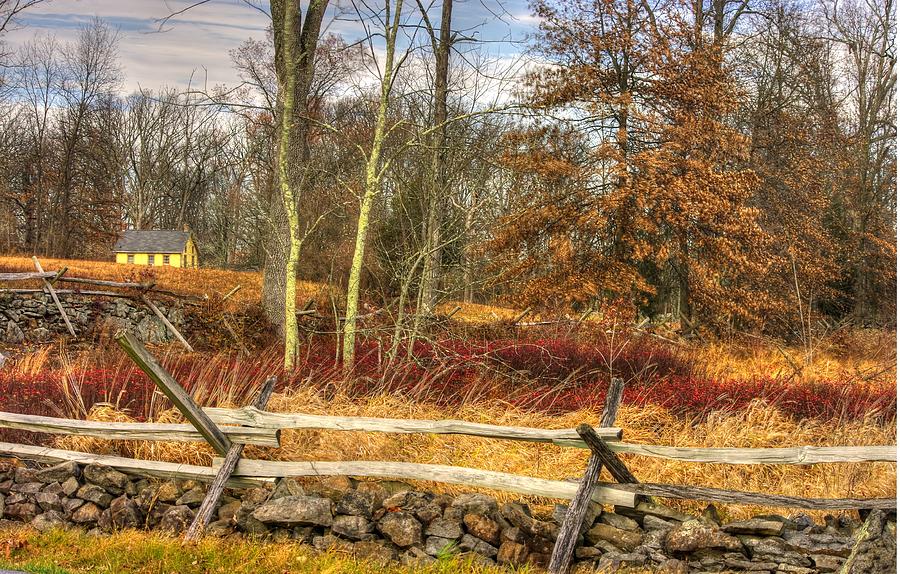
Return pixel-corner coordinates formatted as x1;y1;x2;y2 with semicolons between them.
0;411;280;447
203;406;624;442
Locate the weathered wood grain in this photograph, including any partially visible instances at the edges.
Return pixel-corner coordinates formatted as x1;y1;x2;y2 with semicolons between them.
0;411;280;447
0;271;57;281
214;458;636;507
186;377;277;541
203;406;623;442
577;423;639;484
116;331;231;456
615;482;896;510
0;442;268;488
552;441;898;464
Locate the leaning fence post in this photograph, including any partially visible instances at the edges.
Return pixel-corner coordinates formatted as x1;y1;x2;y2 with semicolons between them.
32;256;76;337
140;294;194;352
548;377;625;574
115;330;231;456
185;376;277;541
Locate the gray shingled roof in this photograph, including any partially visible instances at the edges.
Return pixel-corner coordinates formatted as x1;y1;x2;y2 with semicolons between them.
113;230;190;253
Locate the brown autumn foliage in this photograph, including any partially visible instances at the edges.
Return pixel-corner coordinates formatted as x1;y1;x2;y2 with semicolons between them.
490;0;896;335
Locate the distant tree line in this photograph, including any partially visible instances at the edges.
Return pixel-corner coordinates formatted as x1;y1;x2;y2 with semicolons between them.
0;0;893;360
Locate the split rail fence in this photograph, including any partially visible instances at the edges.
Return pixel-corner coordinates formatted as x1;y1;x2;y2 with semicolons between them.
0;332;894;572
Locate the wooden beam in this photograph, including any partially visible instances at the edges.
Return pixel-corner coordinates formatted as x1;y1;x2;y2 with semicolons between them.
0;271;56;281
140;294;194;352
446;305;462;319
0;410;279;447
613;482;896;511
549;377;624;574
58;276;152;290
215;458;636;507
185;377;277;541
577;423;639;484
32;257;76;337
115;331;231;456
203;406;623;442
0;441;268;488
552;441;898;464
48;267;68;286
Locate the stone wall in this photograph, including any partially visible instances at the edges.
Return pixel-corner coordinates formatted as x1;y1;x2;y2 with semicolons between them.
0;292;184;344
0;460;894;573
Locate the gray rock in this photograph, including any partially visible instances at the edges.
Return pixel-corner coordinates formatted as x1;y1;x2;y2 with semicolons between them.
31;510;68;532
61;477;80;497
425;535;458;557
4;321;24;344
335;490;377;518
34;492;62;512
463;512;502;545
745;536;813;567
425;517;462;539
108;495;143;529
251;495;333;527
71;502;102;524
723;518;786;537
450;493;498;517
4;502;38;522
664;519;742;553
458;533;498;558
377;511;422;547
41;482;64;497
83;465;129;491
331;514;375;541
159;505;194;534
36;462;80;483
586;522;643;551
270;478;305;500
600;511;641;531
76;484;112;508
10;482;43;494
500;502;558;540
62;498;84;513
217;500;242;523
14;466;40;484
175;486;207;507
782;529;854;557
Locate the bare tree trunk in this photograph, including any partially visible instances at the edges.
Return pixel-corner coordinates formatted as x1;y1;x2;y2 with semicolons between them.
419;0;453;316
343;0;404;371
265;0;328;369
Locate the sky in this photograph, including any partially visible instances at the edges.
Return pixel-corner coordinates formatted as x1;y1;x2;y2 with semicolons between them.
3;0;536;94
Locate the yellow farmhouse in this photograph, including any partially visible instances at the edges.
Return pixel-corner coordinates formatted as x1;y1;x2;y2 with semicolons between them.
113;229;199;268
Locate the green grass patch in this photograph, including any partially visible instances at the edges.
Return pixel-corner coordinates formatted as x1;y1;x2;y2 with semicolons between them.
0;526;532;574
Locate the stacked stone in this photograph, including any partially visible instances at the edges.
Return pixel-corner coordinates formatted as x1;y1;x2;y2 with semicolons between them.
0;292;183;344
0;461;894;573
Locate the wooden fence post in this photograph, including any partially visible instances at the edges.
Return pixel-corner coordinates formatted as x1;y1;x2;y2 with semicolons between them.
185;376;277;541
115;331;231;456
548;378;625;574
32;257;76;337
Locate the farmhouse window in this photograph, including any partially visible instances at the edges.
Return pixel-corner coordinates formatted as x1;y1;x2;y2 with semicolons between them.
127;254;134;264
148;254;155;266
163;254;170;265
